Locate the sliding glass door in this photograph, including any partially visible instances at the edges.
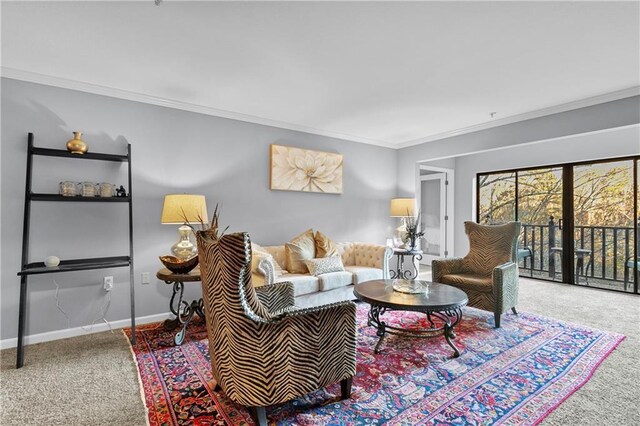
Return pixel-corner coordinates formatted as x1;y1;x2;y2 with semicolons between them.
573;160;636;292
477;155;639;294
518;167;564;282
478;172;515;224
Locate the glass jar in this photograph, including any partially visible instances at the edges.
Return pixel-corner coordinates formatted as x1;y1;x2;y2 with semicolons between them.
80;182;98;197
98;183;116;197
59;181;78;197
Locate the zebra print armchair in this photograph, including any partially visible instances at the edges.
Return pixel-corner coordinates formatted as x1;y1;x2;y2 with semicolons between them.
432;221;521;328
196;230;357;426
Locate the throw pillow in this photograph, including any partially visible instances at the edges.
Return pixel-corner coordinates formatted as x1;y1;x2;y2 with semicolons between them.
285;229;316;273
251;242;285;276
315;230;339;258
304;256;345;276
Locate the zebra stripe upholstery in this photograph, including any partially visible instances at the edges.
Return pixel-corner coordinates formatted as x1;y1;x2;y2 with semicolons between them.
196;230;357;410
432;221;521;328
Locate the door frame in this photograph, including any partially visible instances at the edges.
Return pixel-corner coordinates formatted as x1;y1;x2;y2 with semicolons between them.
419;173;446;264
416;164;455;263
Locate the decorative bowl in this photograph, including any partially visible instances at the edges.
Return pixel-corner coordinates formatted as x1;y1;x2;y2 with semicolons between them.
159;255;199;274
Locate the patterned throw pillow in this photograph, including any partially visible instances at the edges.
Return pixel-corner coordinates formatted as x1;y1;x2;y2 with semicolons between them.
304;256;345;276
315;230;339;258
285;229;316;273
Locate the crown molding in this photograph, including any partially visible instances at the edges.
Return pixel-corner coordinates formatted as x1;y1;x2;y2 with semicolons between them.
0;67;396;149
2;67;638;151
396;86;640;149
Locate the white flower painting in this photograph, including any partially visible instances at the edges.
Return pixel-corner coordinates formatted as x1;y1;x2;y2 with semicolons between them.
270;145;343;194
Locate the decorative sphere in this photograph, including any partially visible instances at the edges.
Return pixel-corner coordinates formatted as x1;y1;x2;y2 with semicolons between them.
44;256;60;267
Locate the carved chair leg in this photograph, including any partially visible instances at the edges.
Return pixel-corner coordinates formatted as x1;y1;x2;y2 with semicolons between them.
250;406;267;426
341;377;353;400
494;312;501;328
511;307;518;315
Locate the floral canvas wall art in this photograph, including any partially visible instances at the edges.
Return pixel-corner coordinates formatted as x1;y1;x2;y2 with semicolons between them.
270;144;343;194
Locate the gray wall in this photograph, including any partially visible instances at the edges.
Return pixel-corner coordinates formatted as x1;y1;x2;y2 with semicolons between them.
2;77;638;342
398;96;640;196
0;78;397;340
398;96;640;257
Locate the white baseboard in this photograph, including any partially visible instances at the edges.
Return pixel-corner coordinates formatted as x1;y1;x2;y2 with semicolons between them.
0;312;170;350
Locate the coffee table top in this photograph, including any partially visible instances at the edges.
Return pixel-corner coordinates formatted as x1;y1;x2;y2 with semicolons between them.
354;279;468;312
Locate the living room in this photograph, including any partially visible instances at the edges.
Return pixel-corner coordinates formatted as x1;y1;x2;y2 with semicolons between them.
1;1;639;425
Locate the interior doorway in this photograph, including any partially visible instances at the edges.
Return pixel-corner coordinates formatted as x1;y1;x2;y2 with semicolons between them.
416;165;455;265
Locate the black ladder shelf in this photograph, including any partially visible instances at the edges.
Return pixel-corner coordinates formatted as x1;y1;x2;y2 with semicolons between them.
16;133;136;368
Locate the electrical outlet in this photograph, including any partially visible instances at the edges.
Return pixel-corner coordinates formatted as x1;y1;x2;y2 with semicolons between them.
141;272;150;285
103;276;114;291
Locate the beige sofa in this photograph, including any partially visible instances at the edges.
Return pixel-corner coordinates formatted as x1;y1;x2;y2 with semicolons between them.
252;242;393;308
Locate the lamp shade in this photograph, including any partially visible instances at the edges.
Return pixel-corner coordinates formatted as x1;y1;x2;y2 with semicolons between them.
161;194;209;224
390;198;416;217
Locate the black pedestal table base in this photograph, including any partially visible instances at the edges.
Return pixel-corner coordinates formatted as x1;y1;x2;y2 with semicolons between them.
162;280;205;345
367;304;464;357
355;279;468;358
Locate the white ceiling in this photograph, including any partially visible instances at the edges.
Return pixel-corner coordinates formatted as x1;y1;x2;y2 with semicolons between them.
1;1;639;148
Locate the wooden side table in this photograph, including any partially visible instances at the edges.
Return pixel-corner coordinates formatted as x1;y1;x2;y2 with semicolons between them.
157;267;205;345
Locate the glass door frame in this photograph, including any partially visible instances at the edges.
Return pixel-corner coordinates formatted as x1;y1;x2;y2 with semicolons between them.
476;154;639;294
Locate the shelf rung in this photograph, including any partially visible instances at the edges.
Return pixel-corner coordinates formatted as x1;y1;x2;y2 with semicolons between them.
19;256;131;276
30;194;130;202
32;147;128;162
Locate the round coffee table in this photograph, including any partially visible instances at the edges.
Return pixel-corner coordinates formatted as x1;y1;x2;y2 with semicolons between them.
354;279;468;358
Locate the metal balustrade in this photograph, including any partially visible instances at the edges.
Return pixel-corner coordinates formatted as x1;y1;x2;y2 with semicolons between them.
518;217;638;292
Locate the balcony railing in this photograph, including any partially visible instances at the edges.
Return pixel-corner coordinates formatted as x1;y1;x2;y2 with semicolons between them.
519;217;638;292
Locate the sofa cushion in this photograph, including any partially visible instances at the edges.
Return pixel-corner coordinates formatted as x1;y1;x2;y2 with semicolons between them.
344;266;383;284
441;273;493;293
285;229;316;273
318;271;353;291
280;274;320;296
304;256;344;276
315;230;339;258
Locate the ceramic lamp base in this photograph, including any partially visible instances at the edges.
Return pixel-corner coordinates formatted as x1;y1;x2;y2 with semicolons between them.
171;225;197;259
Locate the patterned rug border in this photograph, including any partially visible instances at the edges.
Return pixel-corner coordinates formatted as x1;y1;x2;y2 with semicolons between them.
383;318;625;426
123;307;625;426
521;331;625;426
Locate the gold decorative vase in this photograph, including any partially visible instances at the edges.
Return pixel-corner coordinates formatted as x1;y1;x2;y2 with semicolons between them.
66;131;88;154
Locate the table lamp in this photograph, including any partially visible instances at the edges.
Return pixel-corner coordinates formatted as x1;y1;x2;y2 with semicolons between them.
390;198;416;246
161;194;208;259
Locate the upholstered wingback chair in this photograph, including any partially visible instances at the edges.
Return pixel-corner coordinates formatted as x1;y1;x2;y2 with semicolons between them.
196;230;357;426
432;221;521;328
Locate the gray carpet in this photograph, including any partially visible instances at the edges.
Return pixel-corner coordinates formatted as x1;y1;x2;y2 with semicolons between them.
0;330;146;426
516;278;640;425
1;277;638;425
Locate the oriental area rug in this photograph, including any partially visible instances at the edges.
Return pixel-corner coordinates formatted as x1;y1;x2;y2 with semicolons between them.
125;304;623;426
